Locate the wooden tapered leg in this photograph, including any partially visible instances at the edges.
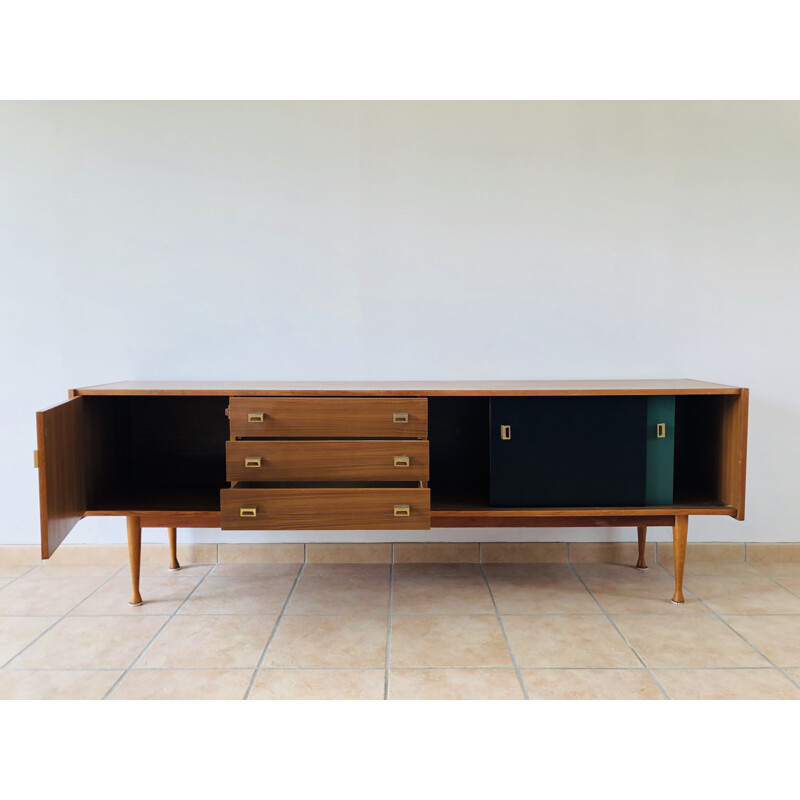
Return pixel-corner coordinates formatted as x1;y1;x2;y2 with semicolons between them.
126;515;143;606
671;515;689;604
168;527;180;571
635;526;648;569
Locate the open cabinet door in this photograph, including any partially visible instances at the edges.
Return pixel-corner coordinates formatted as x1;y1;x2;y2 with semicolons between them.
36;397;87;558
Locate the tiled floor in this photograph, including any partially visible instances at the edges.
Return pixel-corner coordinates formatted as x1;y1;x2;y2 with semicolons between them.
2;558;800;699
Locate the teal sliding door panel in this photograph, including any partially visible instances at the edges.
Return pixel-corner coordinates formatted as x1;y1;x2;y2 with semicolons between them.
645;396;675;505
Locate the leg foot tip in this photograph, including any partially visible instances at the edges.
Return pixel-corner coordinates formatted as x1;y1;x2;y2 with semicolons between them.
128;601;143;607
635;564;648;571
671;598;684;605
168;566;181;572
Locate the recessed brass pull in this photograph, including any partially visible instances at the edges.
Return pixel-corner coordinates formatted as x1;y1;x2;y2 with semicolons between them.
393;412;409;424
393;504;411;517
500;425;511;441
657;423;666;439
247;412;264;423
244;457;262;468
240;506;257;518
393;456;410;468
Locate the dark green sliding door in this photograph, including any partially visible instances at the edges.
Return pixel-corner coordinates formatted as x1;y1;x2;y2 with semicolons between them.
490;395;675;508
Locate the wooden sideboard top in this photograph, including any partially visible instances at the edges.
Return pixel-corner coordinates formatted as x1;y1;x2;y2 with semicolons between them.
71;379;744;397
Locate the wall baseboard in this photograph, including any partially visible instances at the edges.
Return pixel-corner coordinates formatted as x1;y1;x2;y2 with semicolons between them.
3;541;800;566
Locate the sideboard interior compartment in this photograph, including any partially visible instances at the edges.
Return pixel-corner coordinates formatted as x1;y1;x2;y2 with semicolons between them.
428;397;490;509
84;396;228;512
673;393;748;516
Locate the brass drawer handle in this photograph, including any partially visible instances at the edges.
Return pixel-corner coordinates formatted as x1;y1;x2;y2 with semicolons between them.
393;412;409;424
394;504;411;517
244;457;262;468
657;423;666;439
393;456;410;468
248;413;265;423
500;425;511;440
240;506;257;518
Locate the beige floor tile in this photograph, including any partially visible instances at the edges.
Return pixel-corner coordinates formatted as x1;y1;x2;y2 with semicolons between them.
581;570;708;614
251;669;385;699
483;563;575;579
570;543;656;565
394;543;480;563
210;563;301;578
0;578;12;590
0;617;56;665
389;668;524;700
110;669;255;700
773;577;800;597
138;615;277;669
10;615;167;670
390;615;512;668
783;669;800;685
0;546;40;567
723;615;800;666
0;565;36;579
503;616;639;668
612;615;768;668
72;573;204;616
138;563;213;578
481;543;568;563
749;562;800;577
47;545;127;565
306;543;392;564
657;543;745;564
392;574;495;614
0;575;112;616
392;563;482;576
288;574;389;615
658;562;761;577
523;669;666;700
301;564;390;577
178;576;296;615
746;544;800;563
487;574;598;614
0;670;124;700
654;669;800;700
573;562;657;578
683;575;800;614
140;544;217;565
218;543;304;564
24;563;124;579
263;616;387;668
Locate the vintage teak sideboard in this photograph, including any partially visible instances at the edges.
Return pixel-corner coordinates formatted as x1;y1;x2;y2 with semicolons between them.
34;380;749;606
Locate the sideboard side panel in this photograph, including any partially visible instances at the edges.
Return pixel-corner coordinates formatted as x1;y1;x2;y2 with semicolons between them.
36;397;88;558
719;389;749;520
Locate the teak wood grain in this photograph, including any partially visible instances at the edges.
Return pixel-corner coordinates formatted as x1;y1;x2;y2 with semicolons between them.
718;389;749;520
225;440;430;482
228;397;428;439
220;487;431;530
75;379;743;397
36;397;87;558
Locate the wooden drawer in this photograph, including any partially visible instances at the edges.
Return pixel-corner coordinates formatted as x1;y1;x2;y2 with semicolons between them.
228;397;427;439
220;486;430;530
226;440;429;482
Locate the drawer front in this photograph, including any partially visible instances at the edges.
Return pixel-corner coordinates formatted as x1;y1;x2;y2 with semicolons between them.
226;440;429;482
221;487;430;530
228;397;427;439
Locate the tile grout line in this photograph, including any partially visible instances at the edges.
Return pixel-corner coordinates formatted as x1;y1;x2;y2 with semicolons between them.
100;563;217;699
243;562;306;700
479;564;529;700
567;562;673;700
691;594;800;693
0;563;39;589
1;564;129;670
384;551;394;700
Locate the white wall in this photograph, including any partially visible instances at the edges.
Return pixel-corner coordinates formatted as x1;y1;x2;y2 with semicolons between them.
1;101;798;546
